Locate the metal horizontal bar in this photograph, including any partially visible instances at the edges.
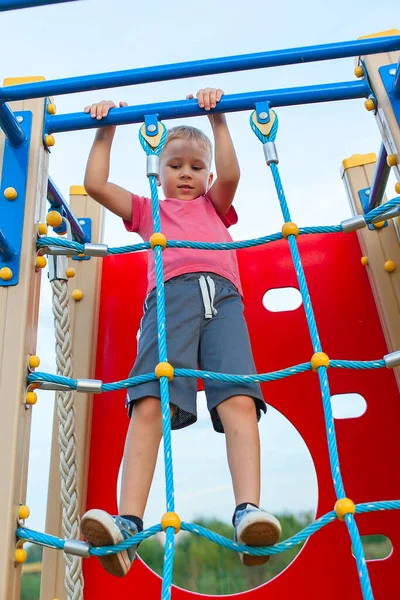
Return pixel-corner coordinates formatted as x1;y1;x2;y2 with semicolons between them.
0;102;26;146
47;177;87;243
47;80;370;134
0;0;78;11
366;143;390;212
0;36;399;102
393;58;400;99
0;227;16;261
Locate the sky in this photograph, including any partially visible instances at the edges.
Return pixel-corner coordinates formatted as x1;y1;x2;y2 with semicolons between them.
1;0;398;561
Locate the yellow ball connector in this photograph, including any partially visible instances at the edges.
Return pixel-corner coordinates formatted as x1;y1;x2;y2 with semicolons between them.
47;103;57;115
155;362;174;381
35;256;47;269
354;66;364;78
46;211;63;228
37;223;48;236
28;355;40;369
0;267;13;281
15;549;27;564
387;154;397;167
44;134;55;147
72;289;84;301
26;391;38;406
150;233;167;250
334;498;355;521
384;260;396;273
373;221;385;229
4;187;17;200
66;268;76;278
395;182;400;195
361;256;369;266
161;512;181;533
18;505;31;520
311;352;330;371
364;98;375;112
281;222;299;239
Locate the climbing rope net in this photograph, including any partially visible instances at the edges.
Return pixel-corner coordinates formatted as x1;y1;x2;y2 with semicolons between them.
19;108;400;600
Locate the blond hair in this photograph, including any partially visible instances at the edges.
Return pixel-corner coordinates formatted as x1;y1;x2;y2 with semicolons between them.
161;125;213;164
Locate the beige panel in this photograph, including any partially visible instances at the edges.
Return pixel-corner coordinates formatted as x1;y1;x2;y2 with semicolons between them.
0;95;49;600
40;191;104;600
342;159;400;389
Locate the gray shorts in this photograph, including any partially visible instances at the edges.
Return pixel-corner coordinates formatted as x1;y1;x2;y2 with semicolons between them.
126;272;266;433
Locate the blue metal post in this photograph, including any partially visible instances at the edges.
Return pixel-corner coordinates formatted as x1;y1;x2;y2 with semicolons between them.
0;0;79;11
0;227;16;261
0;103;26;147
392;58;400;99
366;143;390;211
0;36;399;102
47;177;88;243
47;79;370;134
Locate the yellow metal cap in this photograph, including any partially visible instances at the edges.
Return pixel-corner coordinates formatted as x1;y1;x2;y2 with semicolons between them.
3;76;45;86
358;29;400;39
69;186;87;196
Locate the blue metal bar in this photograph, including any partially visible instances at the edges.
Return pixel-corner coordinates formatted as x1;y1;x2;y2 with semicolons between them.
47;177;87;243
0;102;26;147
0;227;16;262
0;0;78;11
392;58;400;99
47;80;370;135
365;143;390;212
0;36;399;102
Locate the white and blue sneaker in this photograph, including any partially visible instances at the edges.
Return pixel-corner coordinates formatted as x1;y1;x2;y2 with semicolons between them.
234;504;281;566
81;509;140;578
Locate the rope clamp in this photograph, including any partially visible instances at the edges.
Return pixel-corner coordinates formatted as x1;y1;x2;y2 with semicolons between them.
384;350;400;368
147;154;160;177
63;539;91;558
255;101;271;124
263;141;279;165
76;378;103;394
48;218;72;282
83;243;108;257
341;215;366;233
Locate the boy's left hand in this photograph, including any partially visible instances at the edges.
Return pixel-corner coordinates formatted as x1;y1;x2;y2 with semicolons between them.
187;88;224;120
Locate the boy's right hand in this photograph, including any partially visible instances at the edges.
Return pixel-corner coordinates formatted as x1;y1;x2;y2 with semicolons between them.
84;100;128;120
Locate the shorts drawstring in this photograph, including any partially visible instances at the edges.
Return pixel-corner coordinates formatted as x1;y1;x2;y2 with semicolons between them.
199;275;218;319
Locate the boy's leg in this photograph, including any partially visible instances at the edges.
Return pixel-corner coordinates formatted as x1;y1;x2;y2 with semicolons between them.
217;395;281;566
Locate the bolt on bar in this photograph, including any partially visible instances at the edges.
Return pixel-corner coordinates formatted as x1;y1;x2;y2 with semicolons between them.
0;102;26;147
1;36;399;103
365;143;390;212
393;58;400;99
0;0;79;11
47;177;87;243
0;227;16;262
47;79;370;135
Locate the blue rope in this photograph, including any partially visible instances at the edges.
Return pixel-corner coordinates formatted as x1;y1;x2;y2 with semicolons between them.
250;109;372;600
16;500;400;557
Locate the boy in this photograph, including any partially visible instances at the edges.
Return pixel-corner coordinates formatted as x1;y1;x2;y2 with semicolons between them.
80;88;281;577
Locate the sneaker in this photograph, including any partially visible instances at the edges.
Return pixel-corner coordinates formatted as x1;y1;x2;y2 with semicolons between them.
234;504;281;566
81;509;139;577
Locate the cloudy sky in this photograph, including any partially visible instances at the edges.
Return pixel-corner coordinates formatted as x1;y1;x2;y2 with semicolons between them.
1;0;398;535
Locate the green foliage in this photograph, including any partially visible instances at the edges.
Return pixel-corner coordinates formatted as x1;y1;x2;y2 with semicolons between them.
20;574;40;600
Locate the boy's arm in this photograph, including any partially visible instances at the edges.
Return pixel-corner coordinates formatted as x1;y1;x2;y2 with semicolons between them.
207;112;240;215
84;101;132;222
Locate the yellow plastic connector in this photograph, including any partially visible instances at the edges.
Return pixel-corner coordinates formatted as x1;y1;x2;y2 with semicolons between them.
18;505;31;520
150;233;167;250
26;391;38;406
155;362;174;381
354;66;364;78
334;498;355;521
364;98;375;112
311;352;329;371
29;355;40;369
44;134;55;147
0;267;13;281
47;103;56;115
35;256;47;269
361;256;369;266
66;268;76;278
37;223;48;236
373;221;385;229
161;512;181;533
72;289;83;301
281;222;299;239
384;260;396;273
387;154;397;167
15;549;27;564
395;182;400;195
4;187;17;200
46;211;63;228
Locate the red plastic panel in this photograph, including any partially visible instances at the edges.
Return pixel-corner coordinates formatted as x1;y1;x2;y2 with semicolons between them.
84;232;400;599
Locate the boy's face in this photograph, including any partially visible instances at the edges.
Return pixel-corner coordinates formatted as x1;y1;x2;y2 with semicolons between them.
159;138;213;200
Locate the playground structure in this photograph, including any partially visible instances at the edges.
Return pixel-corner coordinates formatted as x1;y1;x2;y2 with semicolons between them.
0;1;400;598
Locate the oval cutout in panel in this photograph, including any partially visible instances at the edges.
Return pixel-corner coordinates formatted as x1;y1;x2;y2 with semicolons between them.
352;534;392;561
263;287;302;312
331;393;367;419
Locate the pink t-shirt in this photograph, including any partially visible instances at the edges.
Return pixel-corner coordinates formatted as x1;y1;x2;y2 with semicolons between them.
124;194;243;296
